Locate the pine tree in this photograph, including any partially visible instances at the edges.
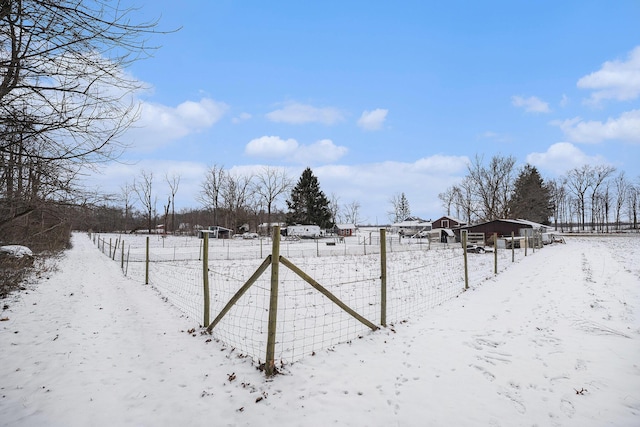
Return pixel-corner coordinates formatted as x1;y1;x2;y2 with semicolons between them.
389;192;411;223
508;164;553;224
286;168;333;228
398;193;411;221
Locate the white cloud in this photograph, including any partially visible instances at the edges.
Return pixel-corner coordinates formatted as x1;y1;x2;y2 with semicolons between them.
245;136;348;164
412;154;469;174
553;110;640;144
577;46;640;104
81;159;208;205
265;102;344;125
245;136;299;158
232;112;252;124
357;109;388;131
526;142;608;176
511;95;551;113
315;155;470;222
128;98;228;150
293;139;348;164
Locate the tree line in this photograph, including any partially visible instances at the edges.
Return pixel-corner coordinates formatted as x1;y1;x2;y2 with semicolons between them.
438;154;639;231
74;166;361;235
1;0;164;251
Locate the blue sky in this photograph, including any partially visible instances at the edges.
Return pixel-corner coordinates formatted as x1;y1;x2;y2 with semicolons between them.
89;0;640;224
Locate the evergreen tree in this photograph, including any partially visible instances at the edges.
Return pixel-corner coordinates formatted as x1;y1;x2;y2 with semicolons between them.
508;164;553;224
389;192;411;223
398;193;411;221
286;168;333;228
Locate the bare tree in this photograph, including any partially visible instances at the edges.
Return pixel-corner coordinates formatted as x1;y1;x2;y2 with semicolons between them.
198;164;225;226
565;165;594;231
614;172;629;230
628;183;639;230
1;0;167;246
1;1;164;162
467;154;516;221
253;166;291;233
548;178;568;232
165;172;180;233
162;196;171;233
120;183;135;232
342;200;363;225
455;177;476;224
221;172;253;231
589;165;616;231
329;193;341;226
438;186;459;216
134;170;155;233
591;187;607;232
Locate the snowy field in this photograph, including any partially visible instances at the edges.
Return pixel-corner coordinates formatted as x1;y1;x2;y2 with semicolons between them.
1;233;639;426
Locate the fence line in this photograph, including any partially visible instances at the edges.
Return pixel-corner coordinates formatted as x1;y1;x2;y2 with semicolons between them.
89;228;546;375
107;232;448;263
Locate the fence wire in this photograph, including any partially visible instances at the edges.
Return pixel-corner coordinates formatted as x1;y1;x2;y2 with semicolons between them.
91;232;543;365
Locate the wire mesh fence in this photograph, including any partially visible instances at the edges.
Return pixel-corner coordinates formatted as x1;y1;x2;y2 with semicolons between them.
98;231;445;263
90;229;544;369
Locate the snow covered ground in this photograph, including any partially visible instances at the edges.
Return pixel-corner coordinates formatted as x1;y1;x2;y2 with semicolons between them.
1;233;639;426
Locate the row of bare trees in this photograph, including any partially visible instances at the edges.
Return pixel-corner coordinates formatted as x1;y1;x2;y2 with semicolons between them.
198;165;290;233
1;0;163;249
439;154;639;231
549;166;639;232
79;165;369;235
95;165;293;235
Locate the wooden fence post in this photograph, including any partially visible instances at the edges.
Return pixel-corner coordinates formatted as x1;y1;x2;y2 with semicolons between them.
511;232;515;262
462;230;469;290
125;246;130;277
265;226;281;377
120;240;125;270
145;236;149;285
112;238;118;260
533;231;536;253
493;232;498;275
380;228;387;327
203;232;210;327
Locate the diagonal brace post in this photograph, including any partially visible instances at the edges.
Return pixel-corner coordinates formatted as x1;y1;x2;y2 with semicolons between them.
279;255;379;331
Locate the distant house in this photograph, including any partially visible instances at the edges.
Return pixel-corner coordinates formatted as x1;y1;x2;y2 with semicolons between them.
457;219;552;244
333;223;356;237
431;215;466;230
392;216;432;236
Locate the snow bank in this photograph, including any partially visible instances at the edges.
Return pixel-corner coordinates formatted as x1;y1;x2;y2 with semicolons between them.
0;245;33;258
